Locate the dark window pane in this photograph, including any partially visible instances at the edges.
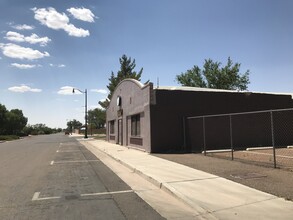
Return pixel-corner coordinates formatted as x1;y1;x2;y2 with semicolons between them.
110;120;115;134
131;114;140;136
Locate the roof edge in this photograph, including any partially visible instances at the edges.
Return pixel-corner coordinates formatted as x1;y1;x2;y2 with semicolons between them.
155;86;293;98
107;79;152;110
116;78;146;89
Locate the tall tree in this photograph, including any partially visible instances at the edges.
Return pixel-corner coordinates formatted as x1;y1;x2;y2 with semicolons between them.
99;54;145;109
67;119;82;131
88;108;106;128
0;104;8;134
5;109;28;135
176;57;250;91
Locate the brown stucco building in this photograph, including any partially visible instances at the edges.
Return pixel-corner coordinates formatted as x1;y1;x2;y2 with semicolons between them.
106;79;293;153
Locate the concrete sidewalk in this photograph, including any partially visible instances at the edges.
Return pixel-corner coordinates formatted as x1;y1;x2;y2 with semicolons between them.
81;139;293;220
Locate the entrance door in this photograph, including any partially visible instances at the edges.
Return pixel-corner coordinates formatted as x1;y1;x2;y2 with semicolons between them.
118;119;123;145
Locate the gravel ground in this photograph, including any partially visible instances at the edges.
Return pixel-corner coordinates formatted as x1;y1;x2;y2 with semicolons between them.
152;153;293;201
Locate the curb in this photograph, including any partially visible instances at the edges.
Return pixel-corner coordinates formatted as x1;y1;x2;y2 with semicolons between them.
133;166;214;216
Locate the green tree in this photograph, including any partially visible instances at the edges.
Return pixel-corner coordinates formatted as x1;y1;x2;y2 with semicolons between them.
176;57;250;91
88;108;106;129
0;104;8;134
99;54;146;109
23;124;61;136
32;124;51;135
67;119;82;132
5;109;28;135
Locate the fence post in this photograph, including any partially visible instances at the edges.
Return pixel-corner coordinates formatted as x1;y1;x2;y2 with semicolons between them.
229;115;234;160
270;111;277;168
203;116;206;156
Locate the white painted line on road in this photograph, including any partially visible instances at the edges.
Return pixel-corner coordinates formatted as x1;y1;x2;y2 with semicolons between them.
32;192;61;201
51;160;99;165
32;192;40;200
81;190;133;197
50;161;54;165
56;150;81;153
32;190;133;202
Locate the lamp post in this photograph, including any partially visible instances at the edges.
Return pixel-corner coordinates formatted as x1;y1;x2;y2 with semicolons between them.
72;88;88;139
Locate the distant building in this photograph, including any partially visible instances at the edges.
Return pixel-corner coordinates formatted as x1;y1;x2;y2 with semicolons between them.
106;79;293;153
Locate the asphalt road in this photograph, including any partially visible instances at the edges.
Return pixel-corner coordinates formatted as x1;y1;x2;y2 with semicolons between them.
0;134;164;220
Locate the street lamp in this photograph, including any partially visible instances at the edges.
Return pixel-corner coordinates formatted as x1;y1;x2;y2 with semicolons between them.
72;88;88;139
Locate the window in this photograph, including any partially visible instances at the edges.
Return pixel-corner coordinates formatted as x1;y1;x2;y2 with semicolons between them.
109;120;115;134
131;114;140;136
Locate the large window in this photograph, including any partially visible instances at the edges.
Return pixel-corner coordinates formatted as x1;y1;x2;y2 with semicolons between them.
131;114;140;136
109;120;115;134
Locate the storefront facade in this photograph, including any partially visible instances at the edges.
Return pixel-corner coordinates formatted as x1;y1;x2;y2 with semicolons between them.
106;79;153;152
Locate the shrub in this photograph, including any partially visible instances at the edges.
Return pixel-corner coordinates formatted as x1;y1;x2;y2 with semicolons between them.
0;135;19;141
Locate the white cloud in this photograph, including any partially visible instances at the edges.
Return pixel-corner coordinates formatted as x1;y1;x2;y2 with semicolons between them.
32;7;90;37
67;7;96;23
58;86;82;95
50;63;66;68
8;85;42;93
58;86;73;95
0;43;50;60
64;24;89;37
5;32;23;42
5;31;51;46
32;7;69;29
91;89;108;94
13;24;35;30
25;34;51;46
11;63;41;69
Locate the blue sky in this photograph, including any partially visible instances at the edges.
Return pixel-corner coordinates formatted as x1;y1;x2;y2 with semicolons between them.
0;0;292;128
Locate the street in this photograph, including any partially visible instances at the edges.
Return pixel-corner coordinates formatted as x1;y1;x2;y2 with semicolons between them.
0;134;164;220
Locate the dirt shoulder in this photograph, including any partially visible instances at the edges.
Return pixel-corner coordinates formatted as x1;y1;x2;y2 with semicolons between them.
152;153;293;201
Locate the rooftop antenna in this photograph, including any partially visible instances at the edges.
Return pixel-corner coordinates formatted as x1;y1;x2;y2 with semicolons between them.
157;77;159;88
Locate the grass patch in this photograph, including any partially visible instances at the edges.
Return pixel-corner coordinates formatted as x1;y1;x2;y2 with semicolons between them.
0;135;19;141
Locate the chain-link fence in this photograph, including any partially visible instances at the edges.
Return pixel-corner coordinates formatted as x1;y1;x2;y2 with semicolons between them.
185;108;293;170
